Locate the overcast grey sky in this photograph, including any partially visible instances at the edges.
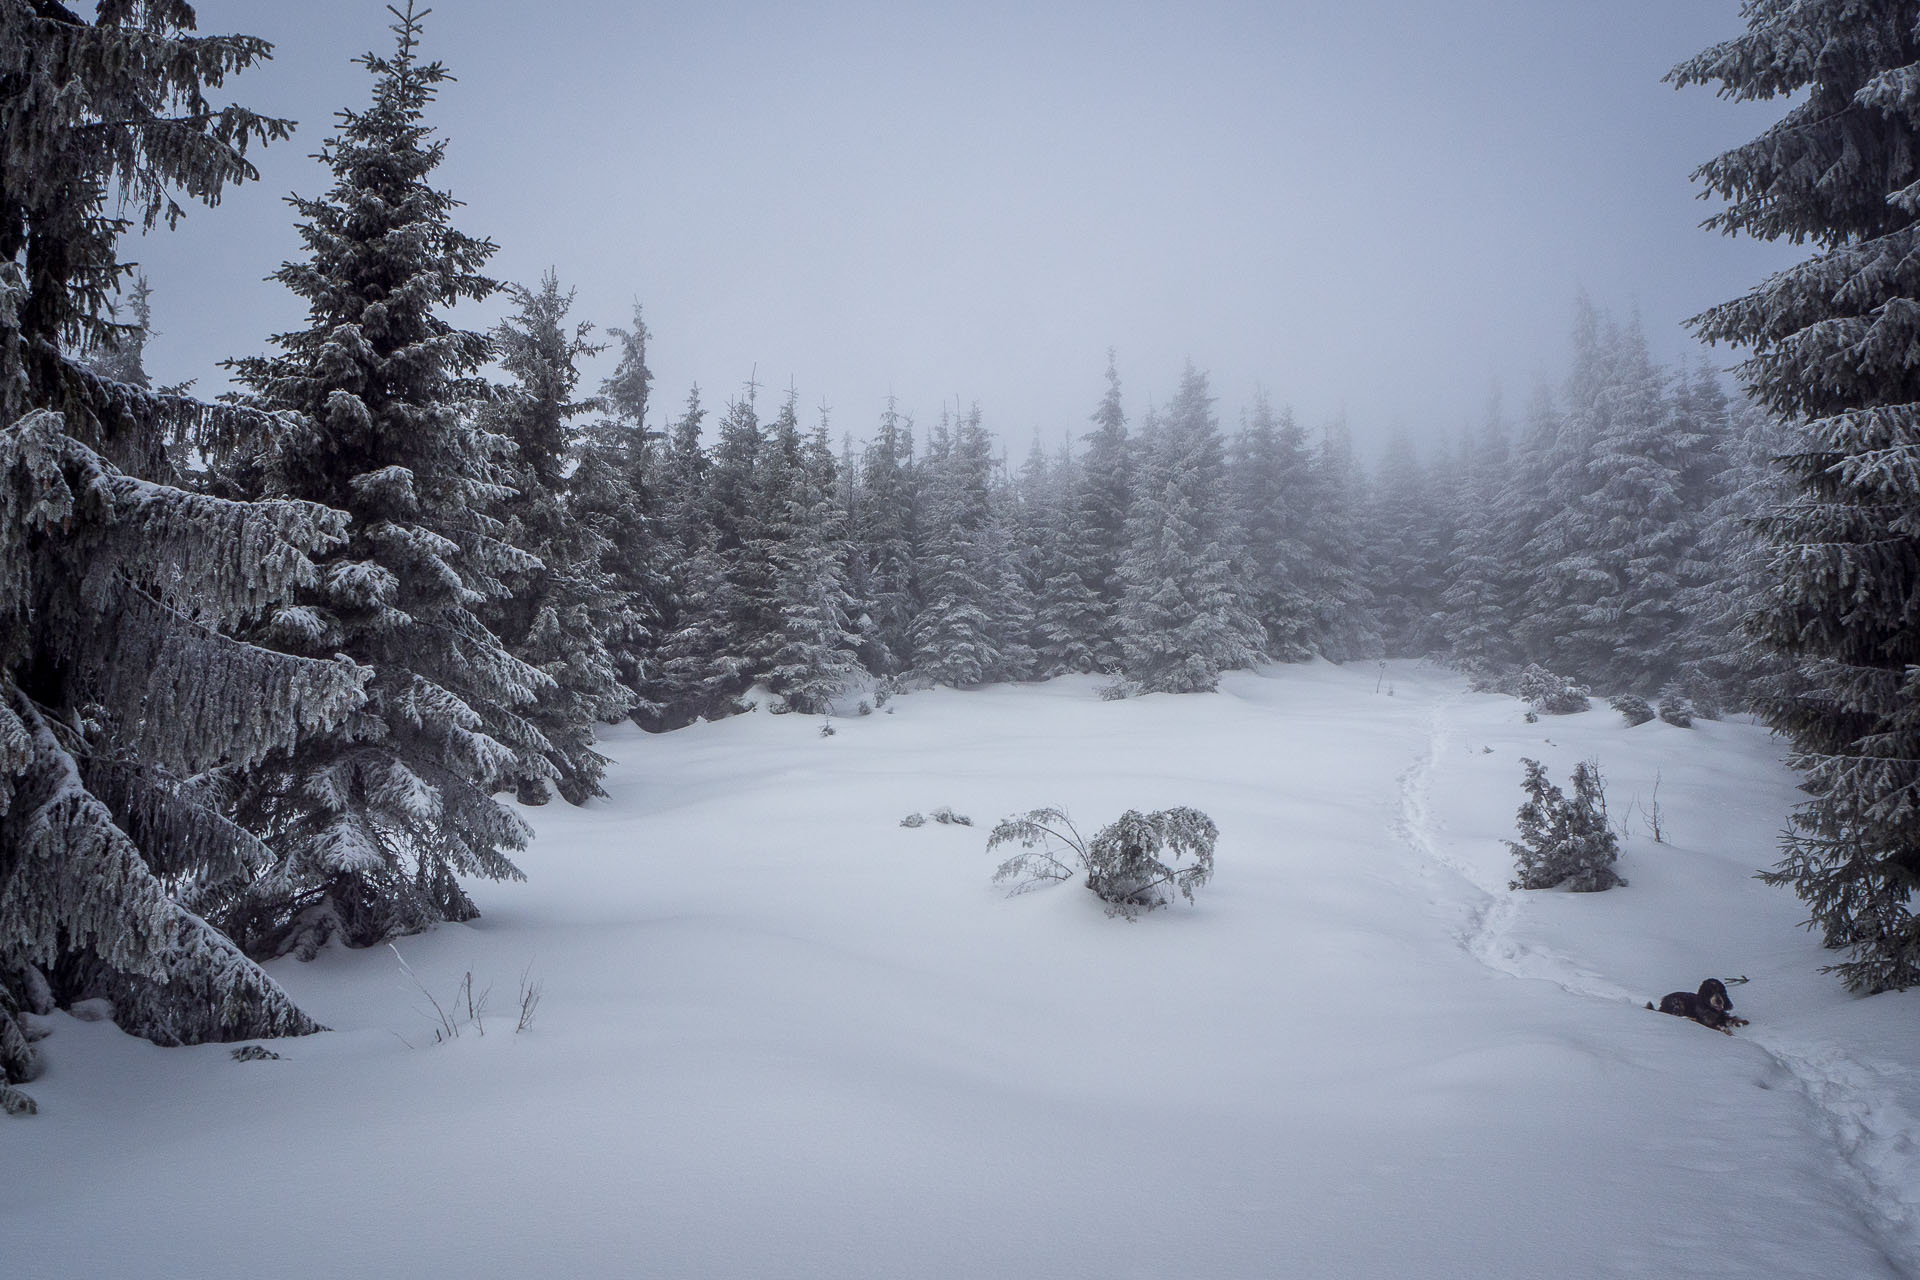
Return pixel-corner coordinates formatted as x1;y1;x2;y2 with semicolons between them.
131;1;1801;459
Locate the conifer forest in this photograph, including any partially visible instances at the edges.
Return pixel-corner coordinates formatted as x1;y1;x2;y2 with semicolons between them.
7;5;1920;1277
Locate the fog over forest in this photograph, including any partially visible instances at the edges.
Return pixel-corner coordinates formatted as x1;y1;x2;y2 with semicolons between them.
129;0;1805;457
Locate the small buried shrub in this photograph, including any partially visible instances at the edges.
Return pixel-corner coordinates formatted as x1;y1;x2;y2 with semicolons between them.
1515;664;1591;715
230;1045;282;1062
900;812;927;828
988;806;1218;919
1608;694;1654;726
1507;758;1624;892
931;806;972;826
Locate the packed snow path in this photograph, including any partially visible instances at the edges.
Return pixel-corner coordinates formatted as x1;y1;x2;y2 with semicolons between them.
8;662;1920;1280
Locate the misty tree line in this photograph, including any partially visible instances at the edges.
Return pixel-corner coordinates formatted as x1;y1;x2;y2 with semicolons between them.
612;299;1778;725
3;0;1918;1114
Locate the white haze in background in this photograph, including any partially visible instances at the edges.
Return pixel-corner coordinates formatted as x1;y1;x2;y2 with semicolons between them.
130;0;1801;457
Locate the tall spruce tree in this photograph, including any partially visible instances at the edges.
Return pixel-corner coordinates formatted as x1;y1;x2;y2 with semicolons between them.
1;0;367;1110
1300;417;1380;661
1440;394;1522;675
1029;439;1105;675
649;386;758;730
1075;352;1133;670
482;272;628;803
755;398;861;712
1672;373;1786;714
911;407;1011;687
1117;363;1266;692
573;304;667;726
218;3;547;957
1675;4;1920;990
854;398;918;675
1229;391;1317;662
1367;430;1454;658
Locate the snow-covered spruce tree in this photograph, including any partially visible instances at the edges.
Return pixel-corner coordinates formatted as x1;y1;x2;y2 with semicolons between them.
1440;393;1524;676
853;398;919;676
1007;438;1060;674
480;272;629;803
1672;376;1790;715
708;385;783;686
1229;391;1317;663
1;0;370;1103
1367;429;1454;658
1029;440;1105;675
757;404;862;713
571;306;669;727
1506;759;1623;893
1675;5;1920;990
217;3;547;958
1515;300;1623;679
984;445;1038;682
911;407;1016;687
642;386;757;730
1520;303;1717;691
1117;363;1266;692
1301;417;1381;662
1073;352;1133;671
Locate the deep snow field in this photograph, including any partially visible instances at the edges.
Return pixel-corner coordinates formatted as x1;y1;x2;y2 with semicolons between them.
9;661;1920;1279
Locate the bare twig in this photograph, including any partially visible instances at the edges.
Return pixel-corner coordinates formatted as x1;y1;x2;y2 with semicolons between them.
516;963;543;1034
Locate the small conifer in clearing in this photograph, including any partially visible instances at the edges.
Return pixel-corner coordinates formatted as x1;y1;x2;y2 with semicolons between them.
1507;759;1624;892
988;806;1217;918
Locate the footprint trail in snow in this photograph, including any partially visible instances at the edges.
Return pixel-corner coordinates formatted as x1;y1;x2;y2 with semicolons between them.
1394;685;1920;1278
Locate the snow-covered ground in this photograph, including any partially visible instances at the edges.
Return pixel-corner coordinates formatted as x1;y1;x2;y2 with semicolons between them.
10;661;1920;1279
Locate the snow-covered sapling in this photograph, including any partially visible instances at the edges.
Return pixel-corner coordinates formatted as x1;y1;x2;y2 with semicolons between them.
988;806;1219;918
1507;759;1624;892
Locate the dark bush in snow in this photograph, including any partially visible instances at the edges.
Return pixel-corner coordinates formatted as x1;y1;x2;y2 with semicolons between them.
1507;759;1624;892
931;807;972;826
1609;694;1655;727
988;806;1218;918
